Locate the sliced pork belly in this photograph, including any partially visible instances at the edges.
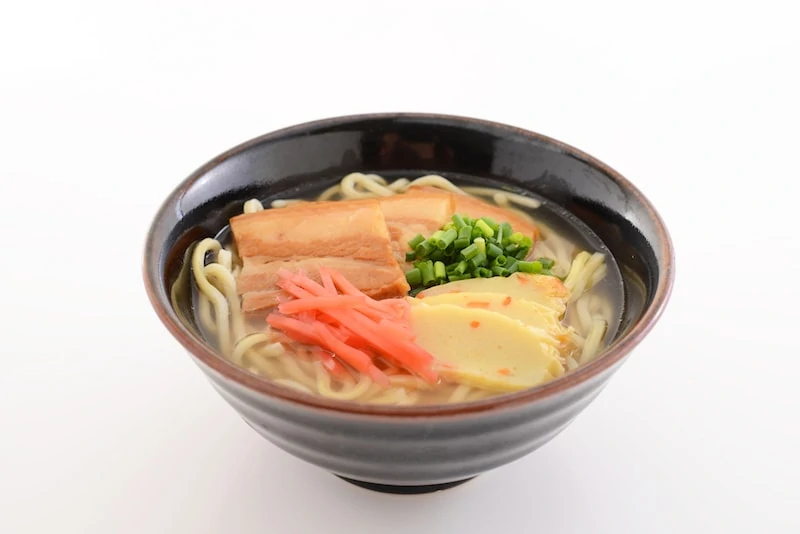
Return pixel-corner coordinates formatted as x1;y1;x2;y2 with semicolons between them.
376;193;455;265
237;257;411;312
230;199;409;313
408;186;540;242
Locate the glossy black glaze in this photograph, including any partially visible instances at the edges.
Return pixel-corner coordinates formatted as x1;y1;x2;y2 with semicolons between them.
336;476;476;494
144;113;675;492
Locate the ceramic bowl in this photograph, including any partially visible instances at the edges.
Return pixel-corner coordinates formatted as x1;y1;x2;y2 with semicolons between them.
143;113;674;494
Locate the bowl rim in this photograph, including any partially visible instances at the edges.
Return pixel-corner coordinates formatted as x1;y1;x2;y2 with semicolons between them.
143;112;675;417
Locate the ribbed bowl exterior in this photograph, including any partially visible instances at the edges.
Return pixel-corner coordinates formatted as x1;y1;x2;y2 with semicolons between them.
200;356;622;486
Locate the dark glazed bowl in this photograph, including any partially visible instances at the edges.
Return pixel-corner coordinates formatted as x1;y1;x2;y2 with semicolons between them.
143;113;674;494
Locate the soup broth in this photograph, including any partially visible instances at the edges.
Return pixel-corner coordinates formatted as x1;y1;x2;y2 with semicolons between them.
171;173;624;405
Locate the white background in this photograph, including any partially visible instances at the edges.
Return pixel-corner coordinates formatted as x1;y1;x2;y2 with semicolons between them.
1;1;798;533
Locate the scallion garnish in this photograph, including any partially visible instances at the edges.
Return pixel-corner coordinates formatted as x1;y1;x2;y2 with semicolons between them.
403;212;556;291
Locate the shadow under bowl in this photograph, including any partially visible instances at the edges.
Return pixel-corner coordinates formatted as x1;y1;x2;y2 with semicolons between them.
143;113;675;493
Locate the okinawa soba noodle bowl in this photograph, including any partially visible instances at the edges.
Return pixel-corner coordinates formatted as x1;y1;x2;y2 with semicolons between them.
171;173;623;406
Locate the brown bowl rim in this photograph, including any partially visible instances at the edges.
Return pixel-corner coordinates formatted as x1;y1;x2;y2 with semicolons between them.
143;112;675;418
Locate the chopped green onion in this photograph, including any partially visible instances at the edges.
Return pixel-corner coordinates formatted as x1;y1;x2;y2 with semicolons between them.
453;238;471;250
434;228;457;249
538;257;555;270
487;243;503;258
498;222;512;244
474;237;486;256
475;219;495;238
408;234;426;249
433;261;446;281
405;268;422;286
452;260;468;275
468;252;487;271
418;260;435;286
416;240;434;257
480;217;499;231
476;267;493;278
452;214;468;229
429;249;445;262
517;260;543;274
491;265;509;276
505;257;519;273
460;243;480;261
404;213;545;291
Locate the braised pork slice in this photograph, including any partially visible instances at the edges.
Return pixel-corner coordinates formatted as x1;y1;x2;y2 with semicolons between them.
376;193;455;265
408;186;540;241
230;199;409;313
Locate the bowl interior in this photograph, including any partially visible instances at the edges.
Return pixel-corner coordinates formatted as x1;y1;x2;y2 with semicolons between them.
145;113;673;411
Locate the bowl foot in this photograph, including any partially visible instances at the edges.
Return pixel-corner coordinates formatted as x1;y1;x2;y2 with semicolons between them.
335;475;476;494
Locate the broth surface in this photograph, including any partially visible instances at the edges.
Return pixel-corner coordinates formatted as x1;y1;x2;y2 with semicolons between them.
172;173;624;405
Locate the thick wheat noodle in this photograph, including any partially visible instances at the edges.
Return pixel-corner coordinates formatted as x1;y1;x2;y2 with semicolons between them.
591;294;613;323
461;186;543;209
231;333;278;366
387;178;410;191
369;387;414;405
170;247;194;329
465;388;495;401
399;390;421;406
216;249;233;271
340;172;392;198
271;199;306;208
388;375;430;390
314;362;375;401
448;383;472;403
563;251;591;290
273;378;314;394
580;319;607;364
247;351;286;378
504;205;538;226
192;239;232;354
567;252;605;302
184;173;616;405
565;356;580;371
589;263;608;287
318;183;342;201
550;238;575;275
204;263;246;345
574;294;593;336
280;355;319;391
356;174;396;196
493;192;510;206
196;294;217;335
407;174;466;193
243;199;265;214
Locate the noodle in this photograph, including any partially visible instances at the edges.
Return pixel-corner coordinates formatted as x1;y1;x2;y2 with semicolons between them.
243;199;264;214
580;319;607;364
183;173;617;405
315;363;375;401
192;239;231;354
